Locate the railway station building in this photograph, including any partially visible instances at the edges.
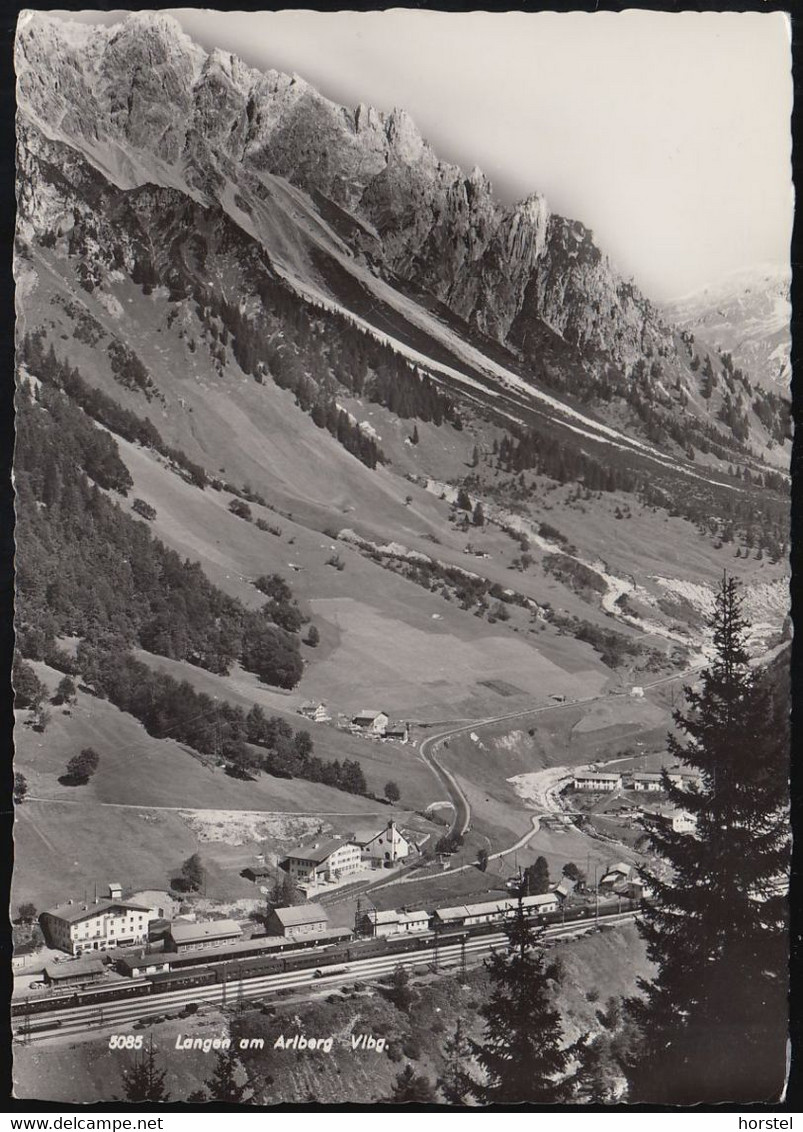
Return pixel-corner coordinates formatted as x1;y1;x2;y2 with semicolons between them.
166;919;243;953
359;909;430;938
43;956;105;987
267;903;329;940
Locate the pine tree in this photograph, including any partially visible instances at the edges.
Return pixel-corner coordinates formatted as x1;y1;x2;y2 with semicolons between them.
438;1019;474;1104
205;1046;247;1103
626;575;788;1104
389;1064;436;1102
121;1037;170;1102
471;896;569;1102
524;855;550;895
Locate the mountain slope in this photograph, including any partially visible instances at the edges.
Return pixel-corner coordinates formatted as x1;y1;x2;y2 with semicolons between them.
15;10;790;474
663;265;791;390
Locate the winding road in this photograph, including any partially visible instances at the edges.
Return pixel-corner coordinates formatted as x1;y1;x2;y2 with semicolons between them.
416;664;704;848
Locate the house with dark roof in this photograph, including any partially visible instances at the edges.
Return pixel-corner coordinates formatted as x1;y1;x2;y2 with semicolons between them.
266;903;329;940
43;956;105;986
242;865;273;884
554;876;577;901
351;710;389;734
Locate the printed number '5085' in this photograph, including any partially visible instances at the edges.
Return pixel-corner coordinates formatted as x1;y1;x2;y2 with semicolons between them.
109;1035;143;1049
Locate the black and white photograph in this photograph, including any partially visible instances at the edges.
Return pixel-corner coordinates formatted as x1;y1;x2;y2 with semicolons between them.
10;7;792;1108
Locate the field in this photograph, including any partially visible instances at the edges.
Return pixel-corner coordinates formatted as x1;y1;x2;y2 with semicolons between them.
13;664;442;912
111;431;611;721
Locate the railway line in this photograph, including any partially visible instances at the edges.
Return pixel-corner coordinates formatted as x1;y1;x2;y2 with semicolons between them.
14;912;638;1046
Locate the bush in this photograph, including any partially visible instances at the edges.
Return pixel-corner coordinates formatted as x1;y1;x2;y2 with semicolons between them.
62;747;100;785
132;498;157;521
229;499;253;521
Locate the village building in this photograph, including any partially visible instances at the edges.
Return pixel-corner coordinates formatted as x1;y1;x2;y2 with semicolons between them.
165;919;242;953
43;956;105;987
127;890;181;921
282;838;362;885
599;861;633;889
384;723;409;743
359;909;430;938
433;893;559;929
642;808;697;834
572;771;623;792
625;879;652;901
354;820;411;865
242;865;273;884
266;903;329;940
631;772;665;792
40;898;153;956
666;770;703;790
554;876;577;901
298;701;330;723
117;954;172;978
351;710;389;735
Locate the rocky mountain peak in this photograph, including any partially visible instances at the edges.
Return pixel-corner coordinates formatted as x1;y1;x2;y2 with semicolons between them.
15;10;682;377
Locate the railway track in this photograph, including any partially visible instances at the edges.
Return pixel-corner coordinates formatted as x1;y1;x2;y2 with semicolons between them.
15;913;638;1046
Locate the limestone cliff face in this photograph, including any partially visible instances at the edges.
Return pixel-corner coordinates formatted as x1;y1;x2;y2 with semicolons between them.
16;10;672;372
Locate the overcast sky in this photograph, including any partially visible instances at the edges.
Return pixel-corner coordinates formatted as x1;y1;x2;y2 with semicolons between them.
58;9;792;300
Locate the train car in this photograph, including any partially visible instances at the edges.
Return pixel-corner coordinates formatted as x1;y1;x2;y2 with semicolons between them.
15;1018;63;1037
76;979;151;1007
282;946;351;974
148;967;216;995
11;993;77;1018
223;953;286;980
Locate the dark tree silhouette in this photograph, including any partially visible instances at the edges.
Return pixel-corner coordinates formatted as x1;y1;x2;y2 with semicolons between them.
389;1064;436;1102
13;772;28;804
64;747;100;785
204;1046;247;1103
524;856;550;895
438;1019;474;1104
471;895;569;1103
626;575;789;1104
181;853;206;893
121;1037;170;1102
384;781;401;803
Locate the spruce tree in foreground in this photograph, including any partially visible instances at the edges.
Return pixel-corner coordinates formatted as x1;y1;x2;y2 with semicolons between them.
204;1046;247;1103
437;1019;474;1104
627;574;788;1104
121;1037;170;1102
389;1064;436;1102
471;896;568;1103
